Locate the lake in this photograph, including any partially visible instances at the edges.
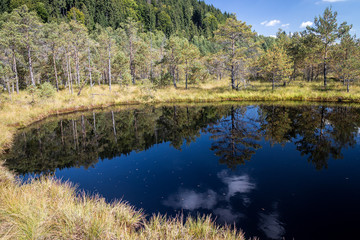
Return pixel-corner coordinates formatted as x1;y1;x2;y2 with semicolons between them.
4;103;360;240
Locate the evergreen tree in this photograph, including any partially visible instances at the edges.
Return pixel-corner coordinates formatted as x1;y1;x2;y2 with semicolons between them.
214;17;255;90
307;7;349;87
259;44;292;90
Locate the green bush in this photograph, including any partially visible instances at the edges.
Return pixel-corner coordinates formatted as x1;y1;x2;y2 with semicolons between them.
38;82;56;98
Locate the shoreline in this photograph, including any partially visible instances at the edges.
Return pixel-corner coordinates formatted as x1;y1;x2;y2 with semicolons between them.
2;83;360;152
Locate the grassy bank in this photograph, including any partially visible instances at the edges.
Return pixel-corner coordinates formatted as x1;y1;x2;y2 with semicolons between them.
0;164;245;240
1;79;360;152
0;79;359;239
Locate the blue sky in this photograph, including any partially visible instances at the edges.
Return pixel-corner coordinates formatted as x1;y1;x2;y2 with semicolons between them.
204;0;360;37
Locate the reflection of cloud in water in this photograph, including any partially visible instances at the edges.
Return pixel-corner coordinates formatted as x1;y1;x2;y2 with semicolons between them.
258;210;285;239
163;189;217;210
213;208;245;223
163;170;256;225
218;170;256;200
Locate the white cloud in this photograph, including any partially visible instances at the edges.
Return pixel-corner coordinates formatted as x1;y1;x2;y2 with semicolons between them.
300;21;313;28
281;23;290;28
261;20;281;27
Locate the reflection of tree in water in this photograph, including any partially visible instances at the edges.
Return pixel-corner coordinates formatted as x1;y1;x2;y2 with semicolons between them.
258;105;292;146
4;104;360;175
259;105;360;170
4;106;228;175
293;106;360;170
208;106;261;169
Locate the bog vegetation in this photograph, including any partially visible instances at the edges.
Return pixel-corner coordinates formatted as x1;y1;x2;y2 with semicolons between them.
0;1;359;98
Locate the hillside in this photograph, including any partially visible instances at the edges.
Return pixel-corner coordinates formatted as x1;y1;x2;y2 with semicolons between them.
0;0;230;38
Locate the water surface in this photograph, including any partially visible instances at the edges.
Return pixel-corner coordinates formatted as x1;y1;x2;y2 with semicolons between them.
5;104;360;239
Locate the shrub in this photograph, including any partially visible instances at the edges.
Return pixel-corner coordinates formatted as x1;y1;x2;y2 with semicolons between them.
38;82;56;98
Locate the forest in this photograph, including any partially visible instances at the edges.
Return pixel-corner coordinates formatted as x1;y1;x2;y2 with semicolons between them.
0;0;359;98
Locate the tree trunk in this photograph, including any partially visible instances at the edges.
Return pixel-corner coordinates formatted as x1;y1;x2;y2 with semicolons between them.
6;77;11;100
231;64;235;90
108;41;112;92
53;52;59;91
130;62;135;85
88;45;92;88
65;49;71;94
172;67;177;88
347;79;350;93
75;48;80;86
130;39;136;85
185;67;188;90
323;45;328;88
27;44;35;86
12;50;19;94
272;73;275;91
69;56;73;94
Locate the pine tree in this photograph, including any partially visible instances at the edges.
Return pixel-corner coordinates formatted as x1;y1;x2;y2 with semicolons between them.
181;40;200;89
307;7;349;87
214;17;255;90
259;44;292;90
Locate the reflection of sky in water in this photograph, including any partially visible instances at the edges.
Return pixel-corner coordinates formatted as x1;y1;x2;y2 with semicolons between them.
164;170;256;224
258;203;285;239
163;189;217;210
164;169;287;239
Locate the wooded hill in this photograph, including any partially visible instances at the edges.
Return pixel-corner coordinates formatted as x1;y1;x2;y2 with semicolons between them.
0;0;230;38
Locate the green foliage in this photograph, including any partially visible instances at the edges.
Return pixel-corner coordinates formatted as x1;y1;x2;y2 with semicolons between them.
26;84;37;95
156;10;172;36
38;82;55;98
258;44;292;89
34;2;48;22
67;7;85;25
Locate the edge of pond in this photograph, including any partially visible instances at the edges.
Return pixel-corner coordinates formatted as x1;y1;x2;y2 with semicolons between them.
3;98;360;153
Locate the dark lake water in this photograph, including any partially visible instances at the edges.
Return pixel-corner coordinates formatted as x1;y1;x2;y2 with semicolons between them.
4;103;360;239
